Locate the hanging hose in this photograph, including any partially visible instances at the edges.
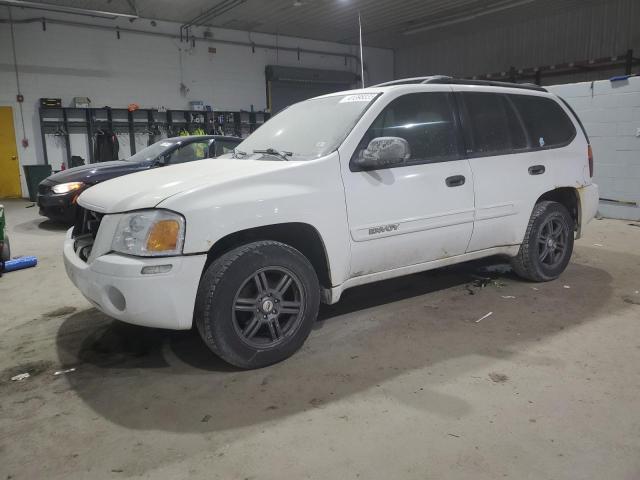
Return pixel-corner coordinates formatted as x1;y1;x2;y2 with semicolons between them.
7;6;28;146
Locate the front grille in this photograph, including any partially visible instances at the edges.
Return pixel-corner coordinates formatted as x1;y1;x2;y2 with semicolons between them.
73;207;103;239
73;208;103;262
38;184;51;195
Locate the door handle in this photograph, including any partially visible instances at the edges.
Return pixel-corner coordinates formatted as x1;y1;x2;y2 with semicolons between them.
445;175;466;187
528;165;545;175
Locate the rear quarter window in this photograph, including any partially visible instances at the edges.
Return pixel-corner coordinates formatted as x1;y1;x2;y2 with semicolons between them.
509;95;576;149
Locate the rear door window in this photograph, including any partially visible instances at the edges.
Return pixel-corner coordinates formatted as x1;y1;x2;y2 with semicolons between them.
509;95;576;148
503;96;529;150
460;92;514;155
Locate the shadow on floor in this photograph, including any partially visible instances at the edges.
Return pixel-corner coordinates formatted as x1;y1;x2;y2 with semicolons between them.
52;259;614;433
13;217;69;234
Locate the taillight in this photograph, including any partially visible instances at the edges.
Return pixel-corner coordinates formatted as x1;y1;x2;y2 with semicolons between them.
587;144;593;177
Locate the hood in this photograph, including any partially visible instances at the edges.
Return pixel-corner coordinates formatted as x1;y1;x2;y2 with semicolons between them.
42;161;151;185
77;158;299;213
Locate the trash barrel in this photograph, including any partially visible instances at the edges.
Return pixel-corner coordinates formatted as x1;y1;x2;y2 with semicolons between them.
22;165;52;202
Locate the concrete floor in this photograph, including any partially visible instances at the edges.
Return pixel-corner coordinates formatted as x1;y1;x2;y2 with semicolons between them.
1;198;639;480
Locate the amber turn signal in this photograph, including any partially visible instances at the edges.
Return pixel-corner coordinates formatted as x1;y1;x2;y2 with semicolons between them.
146;220;180;252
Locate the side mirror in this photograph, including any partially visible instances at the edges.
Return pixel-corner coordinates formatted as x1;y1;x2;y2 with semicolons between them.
355;137;411;171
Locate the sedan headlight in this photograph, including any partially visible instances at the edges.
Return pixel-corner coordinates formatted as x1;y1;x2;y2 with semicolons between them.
111;210;185;257
52;182;85;194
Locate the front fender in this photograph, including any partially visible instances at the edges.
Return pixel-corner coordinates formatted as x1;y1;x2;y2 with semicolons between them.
158;153;352;285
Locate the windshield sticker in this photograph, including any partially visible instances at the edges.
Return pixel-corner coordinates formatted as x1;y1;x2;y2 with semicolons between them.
339;93;377;103
316;141;326;148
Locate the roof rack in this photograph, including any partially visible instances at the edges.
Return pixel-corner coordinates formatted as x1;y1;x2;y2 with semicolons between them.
373;75;451;87
373;75;547;92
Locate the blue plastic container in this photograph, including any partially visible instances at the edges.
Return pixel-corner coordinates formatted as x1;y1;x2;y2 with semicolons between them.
2;256;37;272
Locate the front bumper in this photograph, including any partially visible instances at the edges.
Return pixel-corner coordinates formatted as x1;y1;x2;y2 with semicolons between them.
37;191;77;223
63;228;207;330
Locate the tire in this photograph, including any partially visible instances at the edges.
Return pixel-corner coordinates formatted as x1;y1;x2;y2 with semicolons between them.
511;201;575;282
195;240;320;369
1;234;10;262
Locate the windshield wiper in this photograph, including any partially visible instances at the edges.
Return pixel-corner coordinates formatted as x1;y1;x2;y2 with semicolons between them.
253;148;293;161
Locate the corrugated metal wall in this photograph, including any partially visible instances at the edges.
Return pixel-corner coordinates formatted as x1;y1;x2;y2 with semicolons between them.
395;0;640;85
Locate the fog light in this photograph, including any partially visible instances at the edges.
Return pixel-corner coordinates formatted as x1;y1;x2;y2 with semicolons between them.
106;286;126;312
141;264;172;275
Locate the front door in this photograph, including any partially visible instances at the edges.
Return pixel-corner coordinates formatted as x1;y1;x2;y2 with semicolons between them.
341;91;475;277
0;107;22;198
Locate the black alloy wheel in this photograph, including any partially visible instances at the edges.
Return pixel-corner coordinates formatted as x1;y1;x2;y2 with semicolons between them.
511;201;575;282
232;267;305;348
537;216;569;268
195;240;320;369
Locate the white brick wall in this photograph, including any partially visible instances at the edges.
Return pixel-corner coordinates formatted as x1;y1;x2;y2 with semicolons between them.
548;77;640;220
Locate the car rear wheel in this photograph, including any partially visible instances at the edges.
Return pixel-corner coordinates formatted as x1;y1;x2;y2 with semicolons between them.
511;201;574;282
195;240;320;369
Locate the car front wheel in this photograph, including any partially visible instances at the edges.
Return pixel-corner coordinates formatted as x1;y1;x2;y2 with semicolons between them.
195;240;320;369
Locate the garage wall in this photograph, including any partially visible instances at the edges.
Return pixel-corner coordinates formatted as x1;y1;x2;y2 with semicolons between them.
548;77;640;220
0;12;393;196
395;0;639;85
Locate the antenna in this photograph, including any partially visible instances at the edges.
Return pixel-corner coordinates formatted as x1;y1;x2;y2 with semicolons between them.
358;11;365;88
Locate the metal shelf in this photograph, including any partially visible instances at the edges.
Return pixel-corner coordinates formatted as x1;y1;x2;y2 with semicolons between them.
39;106;270;167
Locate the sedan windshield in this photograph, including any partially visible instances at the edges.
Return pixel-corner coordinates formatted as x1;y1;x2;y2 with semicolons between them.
237;93;379;161
124;139;180;163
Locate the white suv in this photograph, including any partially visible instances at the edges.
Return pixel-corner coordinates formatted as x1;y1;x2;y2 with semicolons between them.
64;77;599;368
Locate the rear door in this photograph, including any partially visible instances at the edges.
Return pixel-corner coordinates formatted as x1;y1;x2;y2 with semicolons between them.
340;90;475;276
458;89;575;251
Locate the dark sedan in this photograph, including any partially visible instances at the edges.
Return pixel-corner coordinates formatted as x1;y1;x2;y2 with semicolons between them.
37;135;241;223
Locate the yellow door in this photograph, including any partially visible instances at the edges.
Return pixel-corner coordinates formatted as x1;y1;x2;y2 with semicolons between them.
0;107;22;198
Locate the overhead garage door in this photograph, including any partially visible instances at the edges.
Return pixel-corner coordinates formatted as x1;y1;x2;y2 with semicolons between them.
266;65;359;113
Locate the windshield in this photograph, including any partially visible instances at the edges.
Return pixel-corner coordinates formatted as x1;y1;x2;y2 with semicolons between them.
237;93;379;160
124;139;180;162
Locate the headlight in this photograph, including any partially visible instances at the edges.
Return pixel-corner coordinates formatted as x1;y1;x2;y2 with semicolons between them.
52;182;84;194
111;210;185;257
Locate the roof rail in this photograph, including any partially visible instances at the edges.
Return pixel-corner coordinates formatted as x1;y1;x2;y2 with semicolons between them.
373;76;547;92
373;75;452;87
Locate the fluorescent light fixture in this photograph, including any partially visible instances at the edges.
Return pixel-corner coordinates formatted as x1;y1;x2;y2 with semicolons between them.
0;0;139;19
403;0;535;35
